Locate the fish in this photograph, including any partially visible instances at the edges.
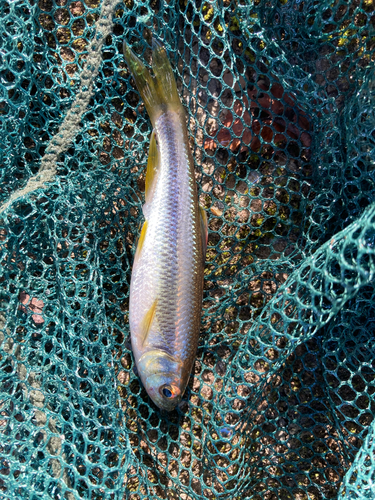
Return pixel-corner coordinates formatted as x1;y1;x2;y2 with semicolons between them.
124;38;207;411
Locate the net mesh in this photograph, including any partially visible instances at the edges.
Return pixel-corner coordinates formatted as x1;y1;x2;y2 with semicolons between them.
1;0;375;498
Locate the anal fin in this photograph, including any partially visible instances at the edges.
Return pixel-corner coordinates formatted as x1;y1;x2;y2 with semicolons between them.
145;130;159;205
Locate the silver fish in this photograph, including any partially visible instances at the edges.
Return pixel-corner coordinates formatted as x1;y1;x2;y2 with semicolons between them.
124;39;207;411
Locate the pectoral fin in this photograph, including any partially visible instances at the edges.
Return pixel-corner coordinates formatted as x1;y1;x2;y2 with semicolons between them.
140;299;157;347
199;206;208;262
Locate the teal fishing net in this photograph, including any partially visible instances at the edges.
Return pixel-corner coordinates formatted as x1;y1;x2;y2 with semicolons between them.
1;0;375;498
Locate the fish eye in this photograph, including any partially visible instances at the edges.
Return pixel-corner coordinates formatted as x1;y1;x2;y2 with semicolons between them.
161;385;173;398
159;384;181;400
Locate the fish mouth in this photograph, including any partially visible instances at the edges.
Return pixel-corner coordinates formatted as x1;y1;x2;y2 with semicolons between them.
136;349;184;410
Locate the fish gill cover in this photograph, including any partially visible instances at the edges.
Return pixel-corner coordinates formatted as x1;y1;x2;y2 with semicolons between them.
0;0;375;499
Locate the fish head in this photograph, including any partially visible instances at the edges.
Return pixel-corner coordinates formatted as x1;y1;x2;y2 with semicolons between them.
137;350;184;411
145;372;182;411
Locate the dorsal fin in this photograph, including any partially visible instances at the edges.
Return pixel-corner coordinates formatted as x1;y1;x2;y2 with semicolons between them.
199;206;208;263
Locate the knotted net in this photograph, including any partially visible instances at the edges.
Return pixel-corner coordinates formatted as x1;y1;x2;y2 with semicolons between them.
1;0;375;498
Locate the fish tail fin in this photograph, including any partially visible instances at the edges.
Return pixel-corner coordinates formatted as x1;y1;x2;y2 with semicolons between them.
123;41;160;123
123;38;182;125
151;38;182;113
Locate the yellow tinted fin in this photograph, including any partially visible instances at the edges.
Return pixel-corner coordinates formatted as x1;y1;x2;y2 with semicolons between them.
123;39;182;125
123;42;160;125
151;38;182;113
145;130;159;204
199;206;208;262
140;299;158;347
134;220;148;265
